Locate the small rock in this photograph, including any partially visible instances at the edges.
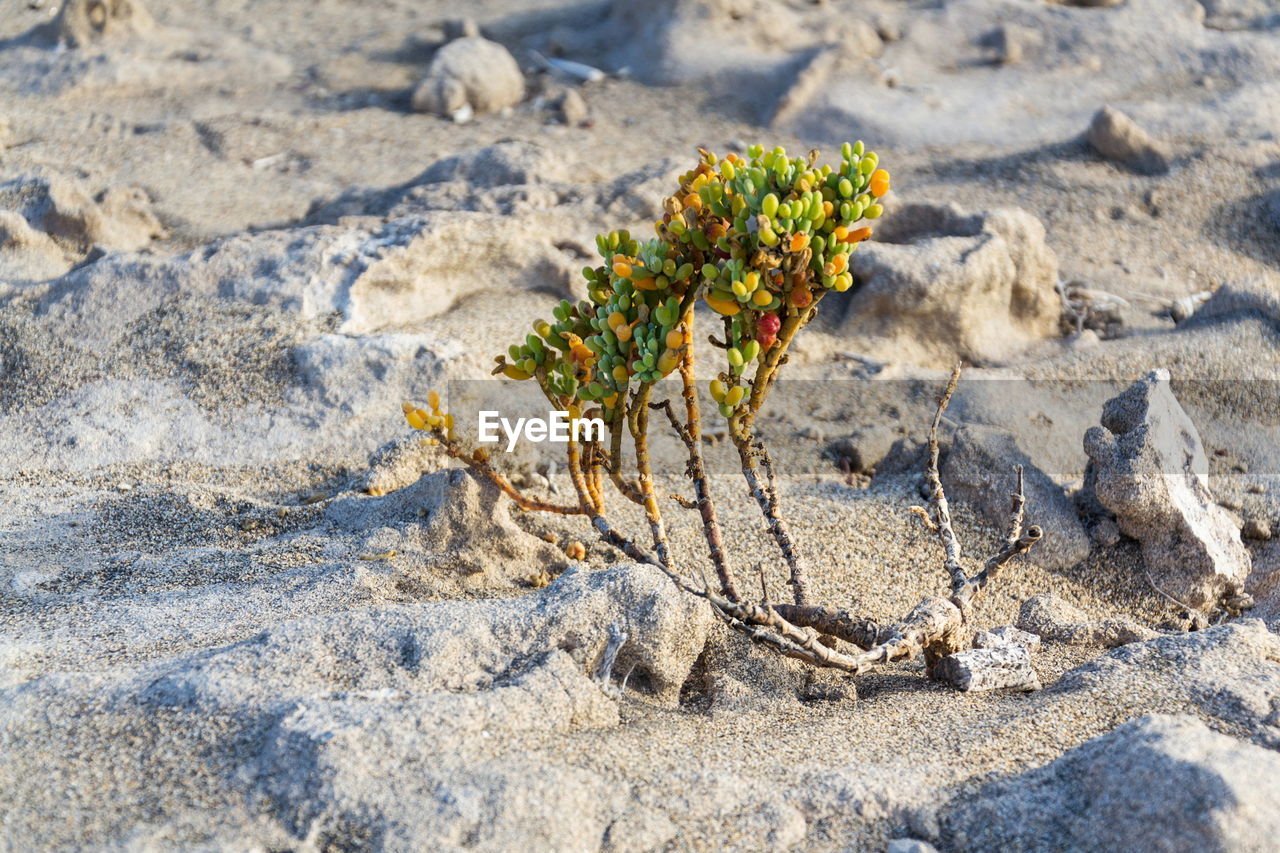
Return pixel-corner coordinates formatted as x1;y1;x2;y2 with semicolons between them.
554;88;589;126
1084;370;1252;610
991;23;1037;65
934;643;1041;693
1243;517;1273;541
411;37;525;117
1187;276;1280;328
1169;290;1212;323
1086;105;1172;175
1018;594;1158;647
1088;517;1123;547
974;626;1041;652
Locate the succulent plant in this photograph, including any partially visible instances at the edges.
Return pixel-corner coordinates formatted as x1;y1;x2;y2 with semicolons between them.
400;145;1039;691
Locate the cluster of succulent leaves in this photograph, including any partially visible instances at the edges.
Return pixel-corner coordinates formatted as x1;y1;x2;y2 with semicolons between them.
491;142;889;422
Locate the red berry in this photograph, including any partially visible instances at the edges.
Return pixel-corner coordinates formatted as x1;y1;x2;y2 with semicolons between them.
757;312;781;348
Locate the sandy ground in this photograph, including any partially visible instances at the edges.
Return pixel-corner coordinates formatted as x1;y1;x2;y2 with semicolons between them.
2;0;1280;850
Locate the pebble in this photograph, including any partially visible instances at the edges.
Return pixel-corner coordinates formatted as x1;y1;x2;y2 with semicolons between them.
1086;105;1172;175
1242;518;1272;541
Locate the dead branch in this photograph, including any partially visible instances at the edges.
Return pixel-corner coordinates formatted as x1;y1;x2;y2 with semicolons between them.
925;364;967;595
593;622;628;693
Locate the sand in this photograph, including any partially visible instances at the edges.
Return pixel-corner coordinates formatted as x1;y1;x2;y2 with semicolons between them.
2;0;1279;850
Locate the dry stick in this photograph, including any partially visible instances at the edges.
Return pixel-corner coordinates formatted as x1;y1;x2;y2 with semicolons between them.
606;405;646;506
735;369;1038;678
673;315;741;602
637;368;1038;681
630;383;674;569
584;438;607;513
593;622;628;688
731;293;828;605
566;438;659;567
957;466;1042;604
769;604;882;650
735;436;811;604
434;432;587;515
926;364;968;596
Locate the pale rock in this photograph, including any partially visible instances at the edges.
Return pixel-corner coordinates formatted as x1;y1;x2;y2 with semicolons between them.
841;203;1062;367
887;840;939;853
1087;105;1172;174
974;626;1041;651
933;642;1041;692
1084;370;1252;609
1018;593;1158;646
50;0;156;47
555;87;589;125
411;37;525;116
37;212;578;348
1088;517;1123;546
146;562;711;709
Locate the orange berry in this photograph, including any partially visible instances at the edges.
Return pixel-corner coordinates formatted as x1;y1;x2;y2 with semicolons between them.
832;252;849;274
870;169;890;197
613;262;633;279
665;328;684;349
789;233;809;252
789;284;813;308
632;276;658;291
608;312;626;330
846;226;873;243
683;193;702;211
833;225;848;241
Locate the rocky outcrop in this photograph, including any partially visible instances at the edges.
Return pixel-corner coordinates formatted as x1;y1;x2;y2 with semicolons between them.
1084;370;1251;610
947;714;1280;851
841;203;1061;366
